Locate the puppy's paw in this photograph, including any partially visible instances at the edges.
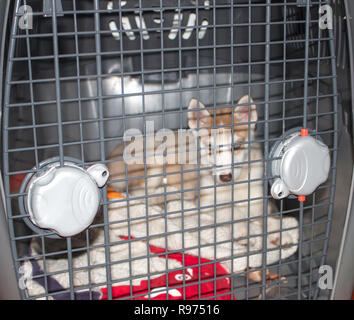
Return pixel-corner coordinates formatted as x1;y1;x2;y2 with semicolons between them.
246;268;287;284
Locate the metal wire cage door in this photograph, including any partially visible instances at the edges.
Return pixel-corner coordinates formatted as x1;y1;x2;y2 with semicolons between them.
2;0;338;300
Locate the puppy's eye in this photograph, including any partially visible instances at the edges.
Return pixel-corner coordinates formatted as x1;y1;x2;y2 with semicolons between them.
233;143;241;150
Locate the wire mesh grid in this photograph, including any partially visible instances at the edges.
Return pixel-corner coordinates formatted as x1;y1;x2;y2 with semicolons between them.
2;0;338;300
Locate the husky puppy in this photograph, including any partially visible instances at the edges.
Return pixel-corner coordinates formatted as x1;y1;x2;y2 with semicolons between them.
183;95;298;250
107;95;255;207
108;95;298;248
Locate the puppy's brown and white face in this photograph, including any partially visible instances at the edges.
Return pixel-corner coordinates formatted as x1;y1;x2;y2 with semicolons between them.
187;95;257;184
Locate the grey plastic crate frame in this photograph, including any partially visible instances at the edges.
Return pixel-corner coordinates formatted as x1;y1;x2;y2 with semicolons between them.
1;0;341;300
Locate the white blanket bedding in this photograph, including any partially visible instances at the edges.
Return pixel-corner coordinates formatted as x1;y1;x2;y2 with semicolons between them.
24;195;299;300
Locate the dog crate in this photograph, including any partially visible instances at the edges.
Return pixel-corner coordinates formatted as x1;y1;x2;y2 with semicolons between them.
0;0;353;300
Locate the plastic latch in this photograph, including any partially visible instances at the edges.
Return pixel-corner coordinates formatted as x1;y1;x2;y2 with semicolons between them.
26;162;109;237
270;129;330;200
43;0;64;17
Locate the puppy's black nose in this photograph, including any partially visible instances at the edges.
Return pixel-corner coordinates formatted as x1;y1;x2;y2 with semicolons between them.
220;173;232;182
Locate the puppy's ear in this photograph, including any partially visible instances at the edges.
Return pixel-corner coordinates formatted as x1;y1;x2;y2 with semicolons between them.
234;95;257;127
187;98;212;129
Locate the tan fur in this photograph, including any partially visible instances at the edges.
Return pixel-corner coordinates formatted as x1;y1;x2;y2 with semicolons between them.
107;133;198;206
107;96;254;207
